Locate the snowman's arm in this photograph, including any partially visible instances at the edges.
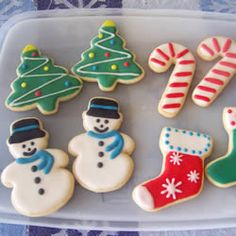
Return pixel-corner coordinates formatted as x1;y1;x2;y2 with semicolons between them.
46;149;69;168
121;133;135;155
68;134;84;157
1;163;15;188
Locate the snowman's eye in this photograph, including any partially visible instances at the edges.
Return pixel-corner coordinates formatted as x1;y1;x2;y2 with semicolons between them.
31;142;35;146
96;119;100;123
104;120;109;124
22;144;26;148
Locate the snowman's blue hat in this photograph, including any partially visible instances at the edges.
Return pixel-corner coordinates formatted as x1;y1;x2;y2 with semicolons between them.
8;118;46;144
86;97;120;119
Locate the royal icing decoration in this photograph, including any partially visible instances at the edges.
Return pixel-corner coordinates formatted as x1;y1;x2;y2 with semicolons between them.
1;118;74;217
6;44;83;115
68;97;135;193
132;127;213;211
148;43;196;118
72;20;144;92
192;36;236;107
206;107;236;187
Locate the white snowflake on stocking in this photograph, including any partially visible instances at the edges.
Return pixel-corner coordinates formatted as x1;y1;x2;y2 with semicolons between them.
170;152;183;166
161;178;182;200
187;170;200;183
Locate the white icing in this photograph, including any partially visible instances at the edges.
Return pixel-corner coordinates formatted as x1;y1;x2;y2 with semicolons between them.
76;27;140;77
161;178;182;200
187;170;200;183
192;36;236;107
169;152;183;166
223;107;236;134
148;43;196;118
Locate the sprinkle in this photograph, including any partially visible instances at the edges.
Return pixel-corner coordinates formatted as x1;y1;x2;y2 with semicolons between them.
110;39;115;45
207;143;211;147
228;109;232;113
197;133;201;137
111;64;118;70
43;66;49;71
64;80;71;87
189;131;193;136
88;52;95;59
123;61;129;67
98;33;103;39
165;133;170;138
166;127;171;131
104;52;110;57
165;140;169;145
170;145;174;149
175;129;179;132
182;130;186;134
177;146;181;151
21;82;27;88
192;150;196;154
184;148;188;152
35;90;41;97
32;52;38;57
231;121;236;126
204;148;208;152
92;65;97;70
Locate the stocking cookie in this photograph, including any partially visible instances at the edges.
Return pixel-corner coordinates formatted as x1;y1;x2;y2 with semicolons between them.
149;43;196;118
132;127;213;211
72;20;144;92
1;118;74;217
192;36;236;107
6;44;83;115
68;97;135;193
206;107;236;187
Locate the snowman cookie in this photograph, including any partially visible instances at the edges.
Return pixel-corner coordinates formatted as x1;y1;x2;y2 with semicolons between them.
68;97;135;193
1;118;74;217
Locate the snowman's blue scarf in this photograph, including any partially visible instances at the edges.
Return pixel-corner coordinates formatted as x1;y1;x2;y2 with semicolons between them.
16;150;54;174
88;130;124;160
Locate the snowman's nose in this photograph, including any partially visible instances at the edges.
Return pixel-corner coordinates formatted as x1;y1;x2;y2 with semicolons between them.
28;148;31;151
100;124;104;128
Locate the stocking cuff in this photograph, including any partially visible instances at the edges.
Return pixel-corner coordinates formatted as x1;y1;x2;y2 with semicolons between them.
160;127;213;159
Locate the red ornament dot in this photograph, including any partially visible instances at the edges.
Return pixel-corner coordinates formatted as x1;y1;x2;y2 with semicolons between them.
104;52;110;57
231;121;235;126
32;52;38;57
123;61;129;67
228;109;232;113
35;90;41;97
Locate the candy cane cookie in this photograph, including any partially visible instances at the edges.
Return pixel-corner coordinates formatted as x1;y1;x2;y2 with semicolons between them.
149;43;196;118
192;36;236;107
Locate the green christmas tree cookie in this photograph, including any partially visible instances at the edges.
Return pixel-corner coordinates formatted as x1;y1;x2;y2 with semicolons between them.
72;20;144;92
6;44;83;115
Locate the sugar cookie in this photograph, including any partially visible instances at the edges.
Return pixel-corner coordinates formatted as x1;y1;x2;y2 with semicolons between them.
68;97;135;193
192;36;236;107
149;43;196;118
1;117;74;217
72;20;144;92
6;44;83;115
133;127;213;211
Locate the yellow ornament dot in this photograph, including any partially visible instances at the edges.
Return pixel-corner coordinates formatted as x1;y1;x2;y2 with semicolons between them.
21;82;27;88
111;64;118;70
88;52;95;59
98;33;103;39
43;66;49;71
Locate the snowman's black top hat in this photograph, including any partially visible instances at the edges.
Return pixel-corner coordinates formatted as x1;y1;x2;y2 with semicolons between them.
86;97;120;119
8;118;46;144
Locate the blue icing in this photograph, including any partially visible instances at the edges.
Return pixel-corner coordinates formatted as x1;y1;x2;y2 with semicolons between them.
198;151;202;155
184;148;188;152
165;133;170;138
177;146;181;151
174;128;179;132
197;133;201;137
189;131;193;136
182;130;186;134
192;150;196;154
204;148;208;152
92;65;97;70
169;145;174;149
166;127;171;131
165;140;169;145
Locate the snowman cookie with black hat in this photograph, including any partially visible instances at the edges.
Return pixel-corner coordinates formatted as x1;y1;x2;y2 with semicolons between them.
1;117;74;217
68;97;135;193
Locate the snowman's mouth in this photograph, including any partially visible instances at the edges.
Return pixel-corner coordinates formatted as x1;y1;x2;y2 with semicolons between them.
94;127;109;133
23;148;37;156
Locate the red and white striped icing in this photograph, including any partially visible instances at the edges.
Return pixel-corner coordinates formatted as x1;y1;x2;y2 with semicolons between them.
192;36;236;107
149;43;196;118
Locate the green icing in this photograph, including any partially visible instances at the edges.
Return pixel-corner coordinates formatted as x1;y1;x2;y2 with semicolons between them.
6;47;83;114
72;22;144;90
207;129;236;185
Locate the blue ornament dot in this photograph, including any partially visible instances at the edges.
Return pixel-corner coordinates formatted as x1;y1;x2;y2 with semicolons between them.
204;148;208;152
184;148;188;152
192;150;196;154
189;131;193;136
166;127;171;131
175;129;179;132
170;145;174;149
197;133;201;137
64;81;71;87
203;134;207;138
207;143;211;147
207;137;211;140
165;133;170;138
92;65;97;70
198;151;202;155
182;130;186;134
22;64;28;70
165;140;169;145
110;39;115;45
177;146;181;151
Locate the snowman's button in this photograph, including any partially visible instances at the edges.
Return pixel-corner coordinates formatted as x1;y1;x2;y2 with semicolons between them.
98;152;104;157
98;141;104;146
34;177;41;184
97;162;103;168
38;188;45;195
31;165;37;172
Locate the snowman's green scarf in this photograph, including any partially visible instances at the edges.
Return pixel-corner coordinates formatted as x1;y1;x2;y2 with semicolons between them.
88;130;124;159
16;150;54;174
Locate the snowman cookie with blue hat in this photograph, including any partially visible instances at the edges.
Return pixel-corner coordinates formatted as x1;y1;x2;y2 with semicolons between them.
69;97;135;193
1;117;75;217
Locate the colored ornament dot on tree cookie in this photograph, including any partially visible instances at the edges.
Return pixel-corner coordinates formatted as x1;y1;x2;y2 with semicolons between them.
110;39;115;45
123;61;129;67
104;52;110;57
21;64;28;70
92;65;97;70
35;90;41;97
43;66;49;71
32;52;38;57
88;52;95;59
64;80;71;87
21;82;27;88
111;64;118;70
98;33;103;39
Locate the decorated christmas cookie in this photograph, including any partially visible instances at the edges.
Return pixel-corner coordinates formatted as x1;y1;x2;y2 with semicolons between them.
149;43;196;118
72;20;144;92
132;127;213;211
206;107;236;187
192;36;236;107
68;97;135;193
6;44;83;115
1;118;75;217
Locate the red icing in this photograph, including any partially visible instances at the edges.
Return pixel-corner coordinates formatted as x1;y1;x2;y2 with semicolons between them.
150;58;165;66
201;43;214;56
176;49;189;58
156;48;169;61
197;85;216;94
104;52;110;57
226;52;236;58
194;94;210;102
143;151;203;209
35;90;41;97
223;39;232;53
228;109;232;114
204;77;224;85
219;61;236;69
179;60;195;65
32;52;38;57
168;43;175;57
170;82;188;88
166;93;184;98
123;61;130;67
231;121;235;126
162;103;181;109
212;37;220;53
212;69;230;77
175;71;192;77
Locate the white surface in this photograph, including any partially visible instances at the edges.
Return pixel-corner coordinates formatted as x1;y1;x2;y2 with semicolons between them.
1;9;236;231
